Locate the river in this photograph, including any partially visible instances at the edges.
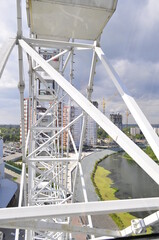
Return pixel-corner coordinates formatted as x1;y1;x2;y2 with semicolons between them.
99;152;159;230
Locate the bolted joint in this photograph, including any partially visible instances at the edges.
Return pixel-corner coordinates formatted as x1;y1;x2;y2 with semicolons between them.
131;219;146;234
18;81;25;92
16;35;19;45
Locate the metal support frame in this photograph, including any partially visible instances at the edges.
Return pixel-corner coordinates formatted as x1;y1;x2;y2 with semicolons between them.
19;39;159;185
0;38;16;78
18;35;95;239
1;198;159;221
1;198;159;237
1;1;159;239
23;37;94;50
7;37;157;239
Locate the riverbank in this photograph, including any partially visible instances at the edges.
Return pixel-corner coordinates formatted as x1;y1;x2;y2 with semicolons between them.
92;152;152;233
123;146;158;163
93;165;137;229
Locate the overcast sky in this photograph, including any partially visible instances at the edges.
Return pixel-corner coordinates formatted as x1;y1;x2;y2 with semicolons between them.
0;0;159;125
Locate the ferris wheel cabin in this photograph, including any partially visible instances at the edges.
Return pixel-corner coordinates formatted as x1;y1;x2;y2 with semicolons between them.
26;0;118;41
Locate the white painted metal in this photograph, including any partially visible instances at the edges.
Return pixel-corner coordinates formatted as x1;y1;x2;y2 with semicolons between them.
17;0;22;37
17;0;26;166
0;198;159;222
19;39;159;186
24;37;94;50
21;35;87;239
18;44;26;161
1;0;159;239
34;49;69;70
26;113;83;159
78;162;93;231
26;0;117;41
15;163;26;240
0;38;16;78
0;220;121;237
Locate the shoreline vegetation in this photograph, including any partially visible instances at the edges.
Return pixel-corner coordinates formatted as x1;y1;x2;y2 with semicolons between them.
91;152;152;233
123;146;158;162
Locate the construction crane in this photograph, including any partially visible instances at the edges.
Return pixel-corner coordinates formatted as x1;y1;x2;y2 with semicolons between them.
102;98;106;115
1;1;159;240
101;93;118;115
126;109;131;128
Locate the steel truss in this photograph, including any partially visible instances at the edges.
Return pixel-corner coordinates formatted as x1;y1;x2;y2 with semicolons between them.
1;1;159;240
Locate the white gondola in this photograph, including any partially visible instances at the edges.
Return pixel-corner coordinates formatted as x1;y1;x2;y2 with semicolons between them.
26;0;117;40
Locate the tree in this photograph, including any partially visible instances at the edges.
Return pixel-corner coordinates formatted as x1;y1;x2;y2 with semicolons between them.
0;126;20;142
97;127;108;139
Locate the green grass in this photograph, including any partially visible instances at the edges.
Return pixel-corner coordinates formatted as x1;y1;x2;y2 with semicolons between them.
12;177;18;181
145;146;158;162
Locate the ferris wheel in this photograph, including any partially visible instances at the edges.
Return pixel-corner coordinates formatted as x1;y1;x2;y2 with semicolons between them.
1;1;159;239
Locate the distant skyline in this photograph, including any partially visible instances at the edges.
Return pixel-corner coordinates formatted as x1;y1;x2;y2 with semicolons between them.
0;0;159;124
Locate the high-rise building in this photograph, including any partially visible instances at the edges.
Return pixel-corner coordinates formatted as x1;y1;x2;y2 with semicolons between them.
110;113;123;130
130;127;141;136
63;105;82;148
85;101;98;146
63;101;98;148
63;105;69;147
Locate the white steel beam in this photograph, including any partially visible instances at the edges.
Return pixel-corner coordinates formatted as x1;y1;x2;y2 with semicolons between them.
77;39;99;162
87;39;99;101
25;129;30;157
4;207;159;238
15;163;26;240
120;209;159;236
95;47;159;160
62;51;72;74
0;220;120;237
0;198;159;223
27;157;77;162
144;211;159;227
0;38;16;78
34;49;69;70
32;127;61;131
23;37;94;50
16;4;23;238
18;45;25;161
27;113;83;159
68;130;78;156
78;162;93;230
19;39;159;185
32;92;66;127
35;71;55;96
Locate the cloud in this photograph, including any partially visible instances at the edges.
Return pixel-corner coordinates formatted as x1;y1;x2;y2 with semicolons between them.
89;0;159;124
113;59;159;99
139;0;159;31
101;0;159;62
0;0;159;125
0;1;29;124
91;57;159;124
0;1;17;45
0;62;18;88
